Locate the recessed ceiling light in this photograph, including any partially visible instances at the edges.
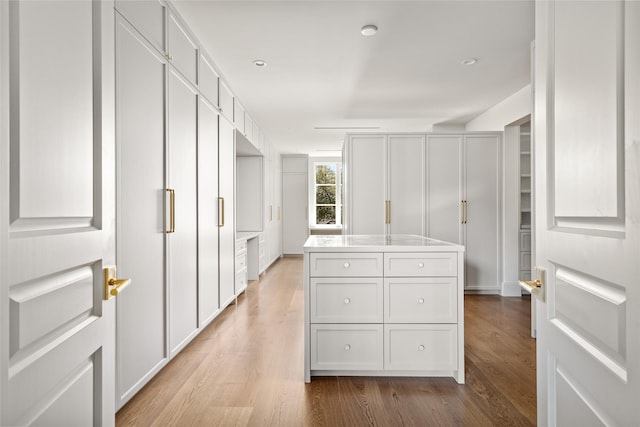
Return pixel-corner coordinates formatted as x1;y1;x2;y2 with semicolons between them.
461;58;477;66
360;25;378;36
253;59;267;67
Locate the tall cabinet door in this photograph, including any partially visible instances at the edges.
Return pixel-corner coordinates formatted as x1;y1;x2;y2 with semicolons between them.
167;70;198;355
198;98;219;326
464;135;500;291
426;135;463;245
388;135;425;235
345;135;387;234
115;15;168;408
219;118;236;307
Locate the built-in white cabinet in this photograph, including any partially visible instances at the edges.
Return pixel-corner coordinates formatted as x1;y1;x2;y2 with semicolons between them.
219;80;234;123
115;14;168;408
167;70;199;356
197;97;220;326
283;156;309;254
344;134;425;235
219;118;236;307
114;2;241;410
199;53;219;107
343;132;502;293
167;11;198;84
115;0;166;53
234;101;245;136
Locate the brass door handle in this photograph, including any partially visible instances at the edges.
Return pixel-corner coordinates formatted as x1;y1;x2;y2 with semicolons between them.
166;189;175;233
103;266;131;300
463;200;468;224
519;279;542;297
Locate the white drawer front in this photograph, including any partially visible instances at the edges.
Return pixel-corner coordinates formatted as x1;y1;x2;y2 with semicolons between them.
236;240;247;255
384;253;457;277
384;324;457;371
235;254;247;271
310;324;383;370
310;278;383;323
384;278;457;323
309;253;383;277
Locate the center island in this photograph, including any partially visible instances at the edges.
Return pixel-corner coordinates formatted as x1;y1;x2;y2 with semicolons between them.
303;234;465;384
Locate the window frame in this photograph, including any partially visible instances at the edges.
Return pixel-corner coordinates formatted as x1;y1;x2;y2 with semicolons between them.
309;159;342;228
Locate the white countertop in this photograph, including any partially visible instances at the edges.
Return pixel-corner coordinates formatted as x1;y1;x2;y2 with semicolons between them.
303;234;464;252
236;231;261;242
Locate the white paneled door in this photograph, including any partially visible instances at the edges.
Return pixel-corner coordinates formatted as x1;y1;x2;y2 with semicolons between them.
535;1;639;425
1;1;116;425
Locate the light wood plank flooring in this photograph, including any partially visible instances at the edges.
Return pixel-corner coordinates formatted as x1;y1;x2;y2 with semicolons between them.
117;256;536;426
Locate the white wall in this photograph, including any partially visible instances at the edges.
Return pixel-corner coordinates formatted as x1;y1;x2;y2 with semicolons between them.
465;85;531;131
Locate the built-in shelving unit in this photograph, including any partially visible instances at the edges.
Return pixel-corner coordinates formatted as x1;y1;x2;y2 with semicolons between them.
519;121;532;281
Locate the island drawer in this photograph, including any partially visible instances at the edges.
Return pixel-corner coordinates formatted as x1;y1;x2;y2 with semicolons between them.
384;253;457;277
236;240;247;256
310;324;383;370
310;278;383;323
384;324;457;371
384;278;457;323
309;253;383;277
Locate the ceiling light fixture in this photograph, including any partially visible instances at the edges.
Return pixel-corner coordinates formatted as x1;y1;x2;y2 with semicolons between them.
461;58;478;66
253;59;267;67
360;25;378;36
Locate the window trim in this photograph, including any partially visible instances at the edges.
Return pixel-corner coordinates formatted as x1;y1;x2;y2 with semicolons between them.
309;158;342;228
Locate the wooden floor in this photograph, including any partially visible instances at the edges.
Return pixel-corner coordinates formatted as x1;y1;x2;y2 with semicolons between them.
116;256;536;427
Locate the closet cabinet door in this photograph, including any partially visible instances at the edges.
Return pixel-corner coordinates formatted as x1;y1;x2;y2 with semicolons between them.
115;16;167;409
426;135;463;245
199;54;219;107
168;70;199;355
167;12;197;84
388;135;425;235
198;98;220;326
464;135;500;291
115;0;166;53
345;135;387;234
219;118;236;307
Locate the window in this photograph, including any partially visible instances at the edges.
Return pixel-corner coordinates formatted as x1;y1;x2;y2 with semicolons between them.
312;161;342;226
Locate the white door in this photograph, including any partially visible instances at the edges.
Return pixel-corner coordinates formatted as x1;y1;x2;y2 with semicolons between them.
167;70;199;356
115;13;167;408
282;170;308;255
464;135;500;292
218;117;235;308
534;1;639;425
345;135;387;235
388;135;425;235
426;135;463;244
1;1;117;425
198;97;220;327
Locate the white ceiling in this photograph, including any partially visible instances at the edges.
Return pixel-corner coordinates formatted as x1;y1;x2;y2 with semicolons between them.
172;0;535;155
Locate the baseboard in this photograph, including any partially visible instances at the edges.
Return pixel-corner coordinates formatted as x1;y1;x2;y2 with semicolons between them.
501;281;523;297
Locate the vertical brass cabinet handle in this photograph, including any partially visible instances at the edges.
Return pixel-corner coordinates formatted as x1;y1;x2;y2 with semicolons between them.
270;205;273;221
385;200;391;225
166;189;175;233
219;197;225;227
462;200;468;224
461;201;464;224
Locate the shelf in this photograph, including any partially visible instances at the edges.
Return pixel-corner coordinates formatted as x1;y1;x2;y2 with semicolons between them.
520;225;531;230
521;189;531;194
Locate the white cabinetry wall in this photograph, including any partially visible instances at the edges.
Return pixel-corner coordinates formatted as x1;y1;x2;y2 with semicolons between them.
115;14;168;406
114;0;244;409
343;133;502;293
283;156;310;254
